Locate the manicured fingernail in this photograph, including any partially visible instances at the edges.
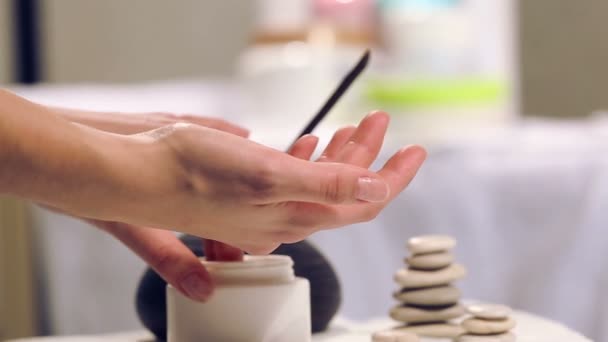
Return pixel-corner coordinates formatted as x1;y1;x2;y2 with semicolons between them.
181;273;212;301
357;177;389;202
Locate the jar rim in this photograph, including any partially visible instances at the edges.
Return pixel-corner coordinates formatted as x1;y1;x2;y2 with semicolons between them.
200;255;294;270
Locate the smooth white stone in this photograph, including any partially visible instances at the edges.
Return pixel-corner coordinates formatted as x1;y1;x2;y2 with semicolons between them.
390;303;465;323
394;285;461;306
406;252;454;270
407;235;456;254
466;304;513;320
372;329;419;342
457;333;516;342
395;323;466;338
463;317;516;335
394;264;466;288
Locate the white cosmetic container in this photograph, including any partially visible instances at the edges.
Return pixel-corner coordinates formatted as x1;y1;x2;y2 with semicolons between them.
167;255;311;342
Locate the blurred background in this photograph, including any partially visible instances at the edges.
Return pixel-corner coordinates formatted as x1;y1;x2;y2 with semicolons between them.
1;0;608;341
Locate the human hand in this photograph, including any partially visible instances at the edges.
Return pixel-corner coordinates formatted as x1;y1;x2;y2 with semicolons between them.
76;111;426;255
78;110;248;260
28;107;424;300
44;106;249;299
59;109;248;297
0;90;244;301
92;221;243;301
89;111;425;302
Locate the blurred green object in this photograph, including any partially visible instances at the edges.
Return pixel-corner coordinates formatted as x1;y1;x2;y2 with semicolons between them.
365;78;507;109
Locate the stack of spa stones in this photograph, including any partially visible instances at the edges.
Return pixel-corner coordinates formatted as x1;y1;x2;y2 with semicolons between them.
389;235;467;339
458;304;516;341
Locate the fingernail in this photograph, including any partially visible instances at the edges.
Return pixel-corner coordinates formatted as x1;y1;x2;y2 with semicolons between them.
357;177;389;202
181;273;212;301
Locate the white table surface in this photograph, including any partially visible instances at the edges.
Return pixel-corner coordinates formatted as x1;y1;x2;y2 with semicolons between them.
7;312;592;342
10;81;606;341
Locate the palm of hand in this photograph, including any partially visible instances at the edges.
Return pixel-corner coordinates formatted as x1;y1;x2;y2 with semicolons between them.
84;111;424;301
154;112;425;254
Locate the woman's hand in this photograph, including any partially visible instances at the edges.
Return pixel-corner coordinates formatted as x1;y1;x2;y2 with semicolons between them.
0;93;249;300
50;106;248;289
77;111;425;255
85;111;425;302
0;89;424;302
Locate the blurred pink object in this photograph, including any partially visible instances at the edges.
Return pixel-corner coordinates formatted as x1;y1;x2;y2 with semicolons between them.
313;0;376;31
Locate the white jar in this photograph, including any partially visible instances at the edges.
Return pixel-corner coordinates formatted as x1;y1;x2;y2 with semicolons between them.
167;255;311;342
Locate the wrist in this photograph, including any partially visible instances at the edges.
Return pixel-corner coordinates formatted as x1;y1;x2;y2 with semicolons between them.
0;90;182;226
79;127;185;226
6;123;127;218
51;107;142;134
57;126;168;222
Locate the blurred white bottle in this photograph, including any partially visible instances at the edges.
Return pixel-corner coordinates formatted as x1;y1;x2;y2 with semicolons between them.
379;0;475;76
365;0;512;146
236;0;376;150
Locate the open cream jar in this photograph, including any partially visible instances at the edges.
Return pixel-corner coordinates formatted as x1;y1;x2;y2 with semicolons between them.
167;255;311;342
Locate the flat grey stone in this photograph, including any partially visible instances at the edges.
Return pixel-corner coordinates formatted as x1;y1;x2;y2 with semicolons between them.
394;264;466;288
394;285;461;306
463;317;516;335
458;332;516;342
390;303;465;323
466;304;513;320
407;235;456;254
406;252;454;270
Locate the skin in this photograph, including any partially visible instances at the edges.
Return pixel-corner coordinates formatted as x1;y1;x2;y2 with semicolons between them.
51;106;249;137
51;106;249;263
0;89;427;301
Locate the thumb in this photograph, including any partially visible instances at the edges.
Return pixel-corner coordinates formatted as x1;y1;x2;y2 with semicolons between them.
272;159;390;204
95;222;214;302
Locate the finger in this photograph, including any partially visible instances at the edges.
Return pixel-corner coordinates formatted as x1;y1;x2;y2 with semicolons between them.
96;222;214;302
288;134;319;160
335;145;427;223
317;125;356;161
282;145;427;229
338;145;426;222
376;145;427;201
333;111;390;167
268;160;390;204
204;240;244;261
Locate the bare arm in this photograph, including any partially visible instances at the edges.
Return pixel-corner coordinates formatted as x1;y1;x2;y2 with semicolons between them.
0;89;147;219
0;89;426;301
49;106;248;136
0;90;426;250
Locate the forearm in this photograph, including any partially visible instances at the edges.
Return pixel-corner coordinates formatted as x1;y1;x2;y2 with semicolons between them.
50;106;151;134
51;106;250;137
0;89;144;218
